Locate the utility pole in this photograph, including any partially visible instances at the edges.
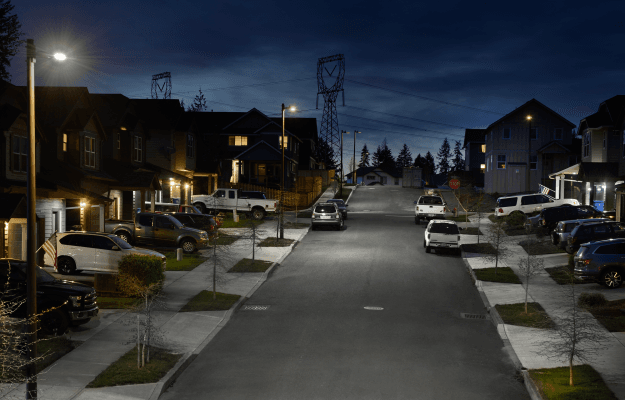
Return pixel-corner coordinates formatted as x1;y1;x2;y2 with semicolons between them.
341;130;348;197
353;130;360;184
526;115;532;192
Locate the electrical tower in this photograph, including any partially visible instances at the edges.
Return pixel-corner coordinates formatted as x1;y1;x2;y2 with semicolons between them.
316;54;345;169
151;72;172;99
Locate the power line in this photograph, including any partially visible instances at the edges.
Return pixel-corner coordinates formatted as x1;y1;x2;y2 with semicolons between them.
338;112;464;138
345;105;468;129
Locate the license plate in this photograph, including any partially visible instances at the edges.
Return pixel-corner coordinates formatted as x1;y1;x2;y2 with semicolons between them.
440;244;450;247
320;216;331;219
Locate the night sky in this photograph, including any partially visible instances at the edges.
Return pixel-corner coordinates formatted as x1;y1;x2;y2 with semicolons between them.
9;0;625;168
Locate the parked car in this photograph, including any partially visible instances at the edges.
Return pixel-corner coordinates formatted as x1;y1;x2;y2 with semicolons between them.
43;232;167;275
168;213;217;235
550;218;612;249
414;195;446;225
326;199;348;220
105;212;210;253
538;204;607;231
424;219;462;254
565;221;625;254
192;188;278;220
0;258;98;335
494;194;579;217
573;238;625;288
311;202;344;231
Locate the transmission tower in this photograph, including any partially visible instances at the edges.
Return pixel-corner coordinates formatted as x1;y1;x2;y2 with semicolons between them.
316;54;345;169
151;72;172;99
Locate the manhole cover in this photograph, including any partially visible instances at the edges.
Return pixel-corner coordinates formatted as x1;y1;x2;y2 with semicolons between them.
364;306;384;310
242;305;269;310
460;313;487;320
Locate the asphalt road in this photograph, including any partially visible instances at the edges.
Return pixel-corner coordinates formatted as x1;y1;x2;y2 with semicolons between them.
162;186;529;400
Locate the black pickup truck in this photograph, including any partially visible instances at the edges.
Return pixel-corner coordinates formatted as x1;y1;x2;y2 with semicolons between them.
0;258;98;335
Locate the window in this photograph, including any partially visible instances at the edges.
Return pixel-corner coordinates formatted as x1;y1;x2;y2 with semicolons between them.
593;224;610;234
91;236;116;250
480;164;486;170
62;133;68;152
503;128;511;140
228;191;235;199
554;128;562;140
530;128;537;140
138;214;154;227
187;134;194;158
481;144;486;153
228;136;247;146
536;195;551;204
583;132;590;157
133;136;142;162
279;135;288;149
12;135;27;172
530;155;537;170
84;137;95;168
117;132;120;149
497;155;506;169
155;216;175;229
521;195;537;206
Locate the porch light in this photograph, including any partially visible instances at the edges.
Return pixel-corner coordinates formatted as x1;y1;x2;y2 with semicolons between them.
185;184;189;189
80;202;86;207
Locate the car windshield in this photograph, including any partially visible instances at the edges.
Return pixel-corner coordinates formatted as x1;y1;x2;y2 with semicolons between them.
419;197;443;205
110;235;133;249
328;200;345;206
315;205;336;213
430;223;459;234
18;265;55;283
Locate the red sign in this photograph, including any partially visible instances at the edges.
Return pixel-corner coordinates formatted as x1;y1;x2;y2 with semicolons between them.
449;179;460;190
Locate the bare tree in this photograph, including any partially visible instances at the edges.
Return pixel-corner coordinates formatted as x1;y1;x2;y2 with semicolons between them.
244;218;263;262
482;216;509;274
517;237;544;313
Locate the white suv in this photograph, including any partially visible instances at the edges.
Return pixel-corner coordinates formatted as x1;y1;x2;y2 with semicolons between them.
494;194;579;217
424;219;462;254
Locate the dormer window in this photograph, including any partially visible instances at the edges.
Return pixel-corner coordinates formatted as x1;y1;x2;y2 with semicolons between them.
85;137;96;168
12;135;27;172
583;132;590;158
228;136;247;146
187;134;194;158
62;133;68;152
134;136;142;162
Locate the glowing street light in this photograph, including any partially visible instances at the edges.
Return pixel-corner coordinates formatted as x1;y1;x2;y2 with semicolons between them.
53;52;67;61
526;115;532;192
280;103;296;239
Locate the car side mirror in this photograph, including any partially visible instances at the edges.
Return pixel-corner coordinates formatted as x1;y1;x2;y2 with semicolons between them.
413;201;417;204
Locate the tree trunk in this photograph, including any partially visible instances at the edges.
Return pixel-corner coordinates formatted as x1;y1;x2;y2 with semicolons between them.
137;315;140;369
569;355;574;386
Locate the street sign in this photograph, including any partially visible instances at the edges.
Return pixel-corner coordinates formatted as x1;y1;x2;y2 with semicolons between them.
449;179;460;190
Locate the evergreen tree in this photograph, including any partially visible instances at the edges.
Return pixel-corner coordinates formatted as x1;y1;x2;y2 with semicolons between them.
316;138;336;169
451;140;465;172
372;145;382;167
424;151;436;181
396;143;413;169
359;144;370;168
180;99;185;110
436;137;451;176
0;0;23;82
188;88;207;112
378;138;395;171
413;153;425;168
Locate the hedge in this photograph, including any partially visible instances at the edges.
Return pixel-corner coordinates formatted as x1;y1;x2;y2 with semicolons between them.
117;254;165;296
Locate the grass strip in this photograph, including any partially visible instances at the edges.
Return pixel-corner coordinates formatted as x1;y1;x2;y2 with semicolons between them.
179;290;241;312
448;214;474;222
586;299;625;332
460;227;481;235
161;251;207;271
519;241;566;255
258;238;295;247
219;214;265;229
97;296;142;309
87;347;181;388
228;258;274;273
495;302;555;329
461;242;497;254
474;267;522;284
529;365;617;400
209;234;239;246
544;266;589;285
296;211;312;218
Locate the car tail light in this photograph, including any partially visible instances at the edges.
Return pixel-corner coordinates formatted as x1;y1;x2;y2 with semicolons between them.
580;259;591;265
542;220;546;225
498;208;503;213
443;207;446;212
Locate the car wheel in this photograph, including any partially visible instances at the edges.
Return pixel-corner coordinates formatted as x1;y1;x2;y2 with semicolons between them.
565;245;575;254
181;239;196;253
423;240;426;248
415;217;419;225
425;245;431;253
251;208;265;220
194;202;206;214
602;269;623;289
57;257;76;275
116;231;131;243
40;309;69;336
551;233;558;245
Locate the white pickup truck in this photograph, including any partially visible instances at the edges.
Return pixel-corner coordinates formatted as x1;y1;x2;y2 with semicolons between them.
192;189;278;220
414;195;447;225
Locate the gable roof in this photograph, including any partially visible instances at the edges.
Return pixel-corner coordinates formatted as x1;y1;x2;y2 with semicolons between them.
463;129;486;149
130;99;183;131
89;93;132;131
232;140;296;162
536;140;571;153
579;95;625;132
486;98;575;131
222;108;272;131
269;117;318;140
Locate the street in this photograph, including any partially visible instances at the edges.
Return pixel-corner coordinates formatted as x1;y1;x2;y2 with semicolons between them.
162;185;529;399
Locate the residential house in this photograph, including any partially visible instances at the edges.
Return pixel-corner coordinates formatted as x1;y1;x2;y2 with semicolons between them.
346;166;402;186
484;99;576;195
462;128;486;187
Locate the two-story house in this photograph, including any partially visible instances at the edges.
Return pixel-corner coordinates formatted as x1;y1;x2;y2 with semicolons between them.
484;99;576;195
551;96;625;213
462;128;486;187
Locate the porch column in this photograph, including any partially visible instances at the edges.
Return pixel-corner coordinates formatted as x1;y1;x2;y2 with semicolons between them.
99;205;104;232
560;176;565;199
137;190;144;213
555;175;560;199
151;190;156;212
585;182;591;205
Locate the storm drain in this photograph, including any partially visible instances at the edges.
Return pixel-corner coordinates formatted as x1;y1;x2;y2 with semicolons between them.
242;305;270;311
460;313;488;320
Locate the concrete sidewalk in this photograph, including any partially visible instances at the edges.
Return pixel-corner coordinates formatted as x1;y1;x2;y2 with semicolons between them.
459;216;625;399
0;187;345;400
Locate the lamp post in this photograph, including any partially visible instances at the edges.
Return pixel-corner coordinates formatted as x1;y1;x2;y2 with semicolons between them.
280;103;296;239
26;39;66;399
340;130;349;196
526;115;532;192
353;130;360;184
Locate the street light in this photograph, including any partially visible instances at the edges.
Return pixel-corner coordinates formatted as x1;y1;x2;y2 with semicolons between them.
280;103;296;239
526;115;532;192
26;38;66;399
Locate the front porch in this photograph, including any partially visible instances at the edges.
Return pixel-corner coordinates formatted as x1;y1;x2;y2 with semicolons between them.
548;162;619;212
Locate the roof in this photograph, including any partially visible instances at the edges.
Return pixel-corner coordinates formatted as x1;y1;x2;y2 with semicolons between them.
38;162;114;202
130;99;183;131
104;164;163;190
89;94;131;129
463;129;486;149
536;141;571;153
579;95;625;131
578;162;620;182
232;140;296;162
0;103;23;131
269;117;318;140
486;99;576;131
0;194;26;220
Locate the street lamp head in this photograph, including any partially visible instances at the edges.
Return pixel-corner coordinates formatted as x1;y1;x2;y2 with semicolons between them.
53;53;67;61
526;115;532;121
289;105;296;112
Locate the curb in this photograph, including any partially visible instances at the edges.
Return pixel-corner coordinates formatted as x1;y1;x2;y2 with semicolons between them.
522;369;545;400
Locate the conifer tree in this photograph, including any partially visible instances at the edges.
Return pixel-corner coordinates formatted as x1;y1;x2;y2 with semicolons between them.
0;0;23;82
359;144;370;168
396;143;413;169
188;88;207;112
436;138;451;176
451;140;465;172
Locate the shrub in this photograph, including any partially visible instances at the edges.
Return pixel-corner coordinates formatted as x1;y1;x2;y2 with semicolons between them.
117;254;165;296
506;212;526;227
577;292;608;309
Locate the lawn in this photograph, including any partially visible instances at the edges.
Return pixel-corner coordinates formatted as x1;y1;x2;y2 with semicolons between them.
97;296;142;309
297;211;312;218
218;214;265;229
1;336;79;382
179;290;241;312
228;258;274;273
544;266;590;285
161;251;207;271
334;187;351;201
519;240;567;255
448;214;474;222
461;242;497;254
208;234;239;246
460;227;481;235
495;302;555;329
587;299;625;332
529;365;617;400
474;267;522;284
258;238;295;247
87;347;181;388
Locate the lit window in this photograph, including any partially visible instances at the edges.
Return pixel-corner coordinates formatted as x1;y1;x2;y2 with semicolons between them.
12;135;27;172
228;136;247;146
530;155;537;170
497;155;506;169
187;134;194;158
84;137;95;168
481;144;486;153
503;128;511;140
279;136;288;149
480;164;486;169
530;128;537;140
554;128;562;140
62;133;68;152
134;136;142;162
